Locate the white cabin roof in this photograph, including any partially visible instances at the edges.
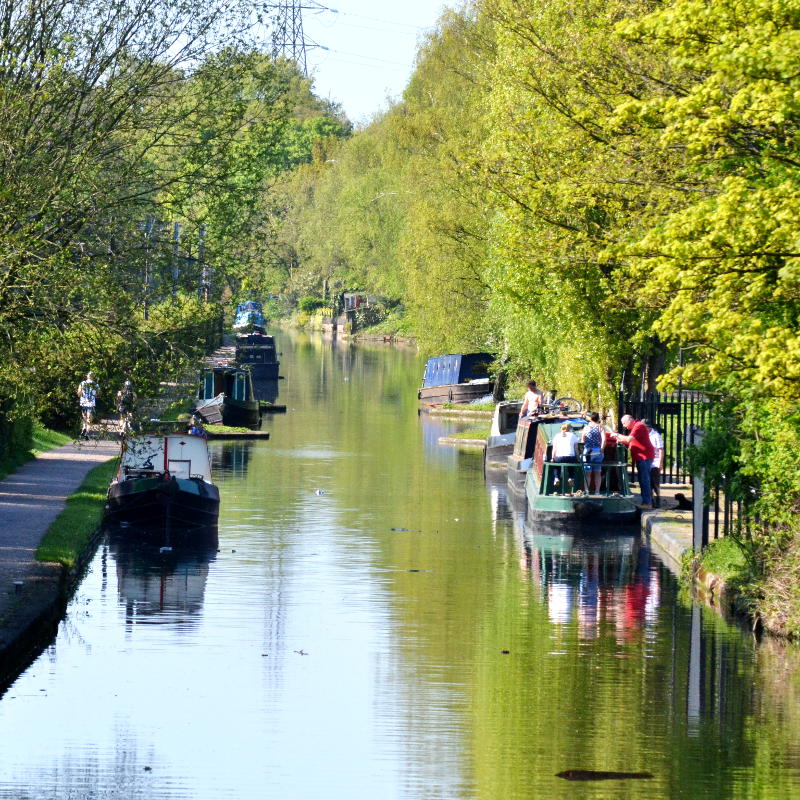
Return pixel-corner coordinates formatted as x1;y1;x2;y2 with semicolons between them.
121;434;213;482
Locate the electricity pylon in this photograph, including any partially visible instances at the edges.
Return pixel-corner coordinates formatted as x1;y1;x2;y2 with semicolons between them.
271;1;332;76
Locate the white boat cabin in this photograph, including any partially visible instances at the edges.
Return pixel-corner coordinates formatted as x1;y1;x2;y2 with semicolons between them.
119;434;213;483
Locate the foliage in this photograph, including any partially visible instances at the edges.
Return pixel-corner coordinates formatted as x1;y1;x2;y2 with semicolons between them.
613;0;800;402
297;296;325;313
0;0;344;440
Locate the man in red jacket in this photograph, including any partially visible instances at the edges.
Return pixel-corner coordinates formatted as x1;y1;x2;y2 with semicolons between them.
618;415;655;509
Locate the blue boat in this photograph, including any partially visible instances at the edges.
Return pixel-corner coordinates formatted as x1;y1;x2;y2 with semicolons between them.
233;300;266;334
418;353;494;405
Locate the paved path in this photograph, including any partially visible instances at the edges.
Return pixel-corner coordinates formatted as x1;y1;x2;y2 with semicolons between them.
640;485;694;575
0;439;118;669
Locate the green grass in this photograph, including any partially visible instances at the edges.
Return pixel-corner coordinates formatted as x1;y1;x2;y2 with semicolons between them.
698;536;749;582
157;399;192;421
449;427;491;440
207;424;254;434
442;401;495;412
36;458;119;569
0;423;73;481
31;424;72;455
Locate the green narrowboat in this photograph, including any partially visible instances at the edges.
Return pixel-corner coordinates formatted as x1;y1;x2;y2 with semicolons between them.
524;419;637;525
195;365;261;428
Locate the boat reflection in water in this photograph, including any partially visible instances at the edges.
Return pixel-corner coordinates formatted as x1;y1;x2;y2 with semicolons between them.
520;524;659;642
212;440;253;477
107;530;218;626
253;377;279;405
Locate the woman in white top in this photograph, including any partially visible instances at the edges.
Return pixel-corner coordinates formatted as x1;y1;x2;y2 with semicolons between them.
551;422;578;486
551;422;578;461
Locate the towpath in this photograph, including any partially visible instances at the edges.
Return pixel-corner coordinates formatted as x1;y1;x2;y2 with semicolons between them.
0;438;118;671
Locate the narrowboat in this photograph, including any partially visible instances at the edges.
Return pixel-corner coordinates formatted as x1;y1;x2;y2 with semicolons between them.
195;366;261;427
507;415;541;498
418;353;494;405
232;300;266;334
484;401;522;468
235;332;280;379
105;433;220;531
524;420;637;524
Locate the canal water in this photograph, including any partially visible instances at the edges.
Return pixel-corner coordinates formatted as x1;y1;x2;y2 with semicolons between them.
1;333;800;799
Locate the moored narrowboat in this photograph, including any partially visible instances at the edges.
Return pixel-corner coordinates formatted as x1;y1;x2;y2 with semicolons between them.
418;353;494;405
507;416;540;497
235;332;280;379
485;401;522;468
525;419;637;524
105;434;220;532
195;366;261;428
232;300;266;334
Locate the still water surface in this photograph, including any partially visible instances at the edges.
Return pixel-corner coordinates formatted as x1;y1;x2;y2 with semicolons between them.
1;334;800;799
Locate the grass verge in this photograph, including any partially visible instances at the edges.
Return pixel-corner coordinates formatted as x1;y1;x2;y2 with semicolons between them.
449;427;491;440
36;458;119;569
0;424;73;481
31;424;73;455
698;536;749;582
442;401;495;412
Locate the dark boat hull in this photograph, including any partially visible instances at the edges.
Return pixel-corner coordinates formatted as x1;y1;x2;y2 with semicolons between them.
418;382;492;405
105;476;220;531
248;362;279;380
220;398;261;427
196;397;261;428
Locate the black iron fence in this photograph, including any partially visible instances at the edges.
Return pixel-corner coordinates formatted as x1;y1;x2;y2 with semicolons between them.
617;391;749;545
617;390;712;483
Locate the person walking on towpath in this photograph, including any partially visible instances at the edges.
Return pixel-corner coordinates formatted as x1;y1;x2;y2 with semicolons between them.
617;414;655;509
115;380;137;437
77;371;99;439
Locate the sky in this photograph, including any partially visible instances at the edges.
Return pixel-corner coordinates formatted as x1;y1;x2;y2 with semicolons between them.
294;1;449;125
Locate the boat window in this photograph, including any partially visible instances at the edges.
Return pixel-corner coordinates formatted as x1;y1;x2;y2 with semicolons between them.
203;372;214;398
234;372;246;401
168;460;191;479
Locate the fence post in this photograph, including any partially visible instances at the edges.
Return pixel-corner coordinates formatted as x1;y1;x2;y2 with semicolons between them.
687;424;708;552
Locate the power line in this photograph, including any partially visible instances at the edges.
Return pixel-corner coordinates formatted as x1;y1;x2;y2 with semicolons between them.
270;1;335;76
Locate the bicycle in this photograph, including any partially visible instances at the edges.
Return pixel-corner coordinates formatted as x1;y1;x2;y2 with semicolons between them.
539;396;583;416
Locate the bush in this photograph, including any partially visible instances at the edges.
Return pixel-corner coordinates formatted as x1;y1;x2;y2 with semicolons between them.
0;394;34;476
297;296;324;313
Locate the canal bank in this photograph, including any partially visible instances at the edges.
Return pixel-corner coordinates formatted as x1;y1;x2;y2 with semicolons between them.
0;439;118;683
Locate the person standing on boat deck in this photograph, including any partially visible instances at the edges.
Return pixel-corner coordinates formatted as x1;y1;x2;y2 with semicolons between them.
617;415;655;509
643;419;664;508
519;380;544;418
551;422;579;484
77;371;99;439
581;412;607;494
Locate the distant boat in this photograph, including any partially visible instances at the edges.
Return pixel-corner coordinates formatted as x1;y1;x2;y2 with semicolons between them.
235;332;280;379
232;300;266;334
484;401;522;468
195;366;261;427
105;434;220;531
418;353;494;405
